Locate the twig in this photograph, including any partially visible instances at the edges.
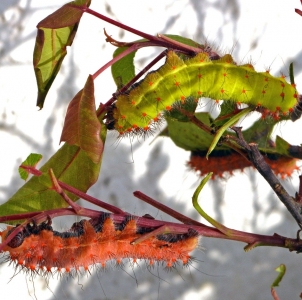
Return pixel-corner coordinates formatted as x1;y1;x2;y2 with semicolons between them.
232;127;302;228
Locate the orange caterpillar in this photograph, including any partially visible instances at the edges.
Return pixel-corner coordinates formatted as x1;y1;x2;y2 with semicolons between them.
0;212;199;275
188;150;299;179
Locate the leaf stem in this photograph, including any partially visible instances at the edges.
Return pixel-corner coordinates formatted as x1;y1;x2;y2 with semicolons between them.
19;165;125;215
206;107;253;159
192;173;232;236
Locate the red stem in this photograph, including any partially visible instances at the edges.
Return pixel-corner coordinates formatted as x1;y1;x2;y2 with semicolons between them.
92;42;155;81
83;7;157;41
77;6;202;54
0;205;289;252
0;171;299;252
132;191;289;248
20;166;125;215
133;191;206;227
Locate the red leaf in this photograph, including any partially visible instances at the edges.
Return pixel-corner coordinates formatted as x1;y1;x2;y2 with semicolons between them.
60;75;103;164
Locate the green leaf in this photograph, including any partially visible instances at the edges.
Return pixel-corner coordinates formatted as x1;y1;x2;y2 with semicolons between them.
213;102;238;128
166;112;225;151
271;264;286;287
274;136;292;156
112;47;136;88
34;0;91;109
18;153;43;181
166;109;289;155
0;144;101;220
0;122;107;221
60;75;103;164
241;118;276;149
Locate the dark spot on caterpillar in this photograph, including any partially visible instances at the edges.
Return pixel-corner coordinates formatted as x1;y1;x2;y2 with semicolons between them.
114;215;134;231
290;95;302;122
69;219;85;234
6;228;24;248
141;214;155;219
136;226;158;234
288;144;302;158
89;212;111;232
105;104;116;130
203;46;221;60
6;217;53;248
157;228;199;243
53;230;83;238
33;216;52;232
59;219;86;237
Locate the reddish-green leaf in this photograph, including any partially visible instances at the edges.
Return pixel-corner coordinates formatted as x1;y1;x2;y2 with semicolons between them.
34;0;91;109
60;75;102;164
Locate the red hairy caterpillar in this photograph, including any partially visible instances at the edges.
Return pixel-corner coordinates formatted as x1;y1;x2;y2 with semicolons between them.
112;50;298;135
0;212;199;275
188;150;299;179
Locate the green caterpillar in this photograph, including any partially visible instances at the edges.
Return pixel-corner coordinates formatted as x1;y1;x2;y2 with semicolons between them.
113;51;298;134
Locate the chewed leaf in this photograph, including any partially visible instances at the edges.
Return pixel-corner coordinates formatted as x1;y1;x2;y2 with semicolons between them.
60;75;103;164
112;50;298;135
18;153;43;181
34;0;91;109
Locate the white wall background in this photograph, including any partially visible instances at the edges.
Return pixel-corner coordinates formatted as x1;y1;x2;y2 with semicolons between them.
1;1;302;299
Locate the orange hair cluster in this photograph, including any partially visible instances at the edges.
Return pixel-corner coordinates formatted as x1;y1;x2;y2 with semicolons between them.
188;151;299;179
0;213;199;275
